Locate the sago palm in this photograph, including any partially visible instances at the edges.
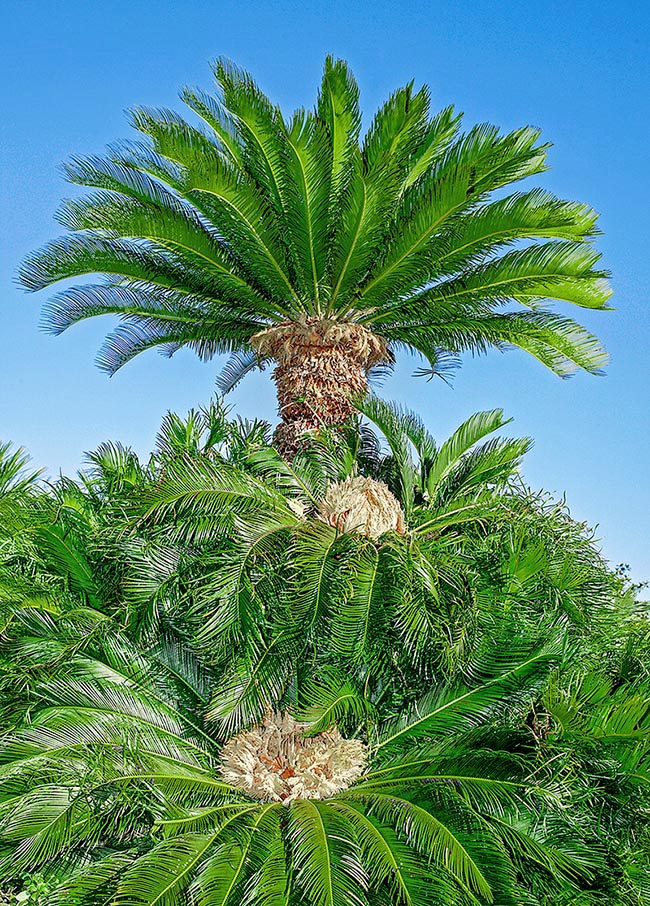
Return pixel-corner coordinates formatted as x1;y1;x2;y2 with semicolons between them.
20;57;612;451
129;403;532;713
113;400;618;737
0;628;604;906
0;403;614;726
0;415;644;904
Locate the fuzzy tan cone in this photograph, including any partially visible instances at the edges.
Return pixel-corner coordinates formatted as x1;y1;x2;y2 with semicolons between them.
220;712;367;803
318;475;406;539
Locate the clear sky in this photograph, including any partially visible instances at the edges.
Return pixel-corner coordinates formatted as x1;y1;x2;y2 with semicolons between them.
1;0;649;581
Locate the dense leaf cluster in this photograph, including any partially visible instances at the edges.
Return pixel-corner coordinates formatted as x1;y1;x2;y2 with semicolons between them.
21;57;611;393
0;403;647;905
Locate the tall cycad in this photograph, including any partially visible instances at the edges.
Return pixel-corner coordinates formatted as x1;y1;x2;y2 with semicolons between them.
21;57;611;451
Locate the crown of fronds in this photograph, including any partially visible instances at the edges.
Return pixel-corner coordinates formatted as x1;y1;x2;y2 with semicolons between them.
20;56;611;388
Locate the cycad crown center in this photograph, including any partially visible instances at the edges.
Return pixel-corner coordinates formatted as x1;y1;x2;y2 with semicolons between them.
220;712;368;803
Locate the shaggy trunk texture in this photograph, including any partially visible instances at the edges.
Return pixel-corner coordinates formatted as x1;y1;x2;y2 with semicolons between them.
220;712;367;803
251;319;386;456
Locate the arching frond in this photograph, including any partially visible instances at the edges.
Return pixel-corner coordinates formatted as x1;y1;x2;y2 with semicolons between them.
217;350;267;395
288;800;367;906
425;409;510;498
297;669;376;735
375;641;561;756
21;56;609;426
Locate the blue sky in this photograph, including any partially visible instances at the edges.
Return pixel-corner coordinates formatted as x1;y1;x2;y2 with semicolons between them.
1;0;649;581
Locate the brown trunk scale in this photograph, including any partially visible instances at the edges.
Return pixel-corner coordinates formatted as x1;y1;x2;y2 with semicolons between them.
251;319;386;456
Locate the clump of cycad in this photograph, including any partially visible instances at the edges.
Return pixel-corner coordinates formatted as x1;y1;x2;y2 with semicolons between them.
21;55;611;452
0;405;648;904
0;617;618;905
102;399;619;726
0;399;617;714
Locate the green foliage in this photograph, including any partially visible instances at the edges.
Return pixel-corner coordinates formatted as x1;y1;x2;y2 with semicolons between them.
21;56;611;388
0;402;647;903
0;621;630;905
7;45;649;906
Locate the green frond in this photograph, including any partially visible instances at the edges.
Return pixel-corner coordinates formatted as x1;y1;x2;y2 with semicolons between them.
356;396;417;512
502;312;610;376
329;542;382;659
244;447;326;503
116;135;188;180
0;442;43;497
217;350;267;395
195;515;295;652
0;784;88;872
206;633;295;734
129;104;227;174
425;409;510;498
211;58;287;217
126;102;298;306
359;124;550;305
486;814;597;886
43;283;206;335
399;105;462;192
155;408;214;459
46;852;135;905
375;642;560;755
377;542;440;661
57;149;184;219
428;240;612;310
84;438;144;489
112;833;218;905
385;309;609;377
55;192;260;304
429;437;531;509
290;521;348;625
149;635;214;707
189;804;282;906
328;155;400;310
186;176;298;307
136;455;294;541
362;83;431;176
179;85;245;168
432;188;601;275
288;799;368;906
296;669;376;734
283;109;333;307
47;290;258;375
63;149;184;201
317;57;362;282
330;800;451;905
34;521;101;606
344;791;493;901
237;806;290;906
21;234;197;294
356;396;440;504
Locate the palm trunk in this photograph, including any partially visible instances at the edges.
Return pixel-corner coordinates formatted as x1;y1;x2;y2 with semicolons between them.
251;319;386;456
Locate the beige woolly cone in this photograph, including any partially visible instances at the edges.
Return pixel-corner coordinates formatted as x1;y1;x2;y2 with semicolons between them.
251;319;387;456
220;712;367;803
318;475;406;539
